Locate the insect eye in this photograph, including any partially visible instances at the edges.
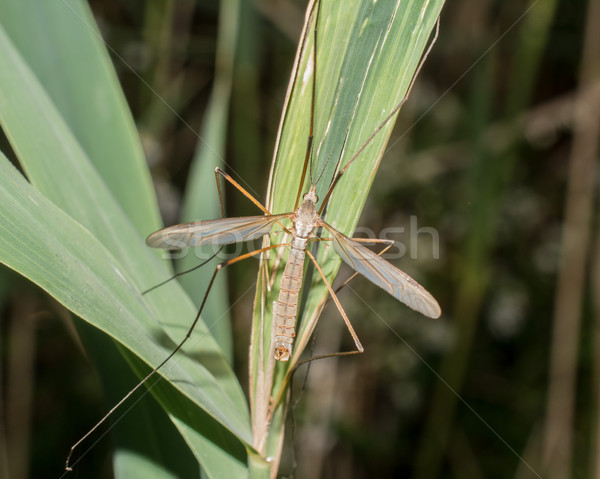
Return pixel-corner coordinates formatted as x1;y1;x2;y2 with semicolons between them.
303;192;318;202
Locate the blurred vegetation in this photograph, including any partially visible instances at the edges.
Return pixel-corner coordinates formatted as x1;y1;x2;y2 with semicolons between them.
0;0;598;478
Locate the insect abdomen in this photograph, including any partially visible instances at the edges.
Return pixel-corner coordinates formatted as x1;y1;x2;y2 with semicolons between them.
273;247;305;361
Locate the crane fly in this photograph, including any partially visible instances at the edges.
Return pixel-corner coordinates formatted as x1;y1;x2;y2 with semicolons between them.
65;0;441;470
146;6;441;362
147;179;441;361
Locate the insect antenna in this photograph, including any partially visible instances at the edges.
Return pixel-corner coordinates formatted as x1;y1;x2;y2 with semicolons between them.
293;0;322;209
311;115;351;192
315;128;350;214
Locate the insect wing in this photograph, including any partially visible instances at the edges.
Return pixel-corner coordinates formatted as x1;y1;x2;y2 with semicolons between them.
323;224;441;318
147;214;291;250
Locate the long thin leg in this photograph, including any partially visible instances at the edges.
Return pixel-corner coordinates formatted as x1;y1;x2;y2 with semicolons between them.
142;246;225;295
294;350;364;369
215;167;293;237
349;237;394;245
65;242;285;472
215;167;271;215
305;249;363;353
215;166;293;255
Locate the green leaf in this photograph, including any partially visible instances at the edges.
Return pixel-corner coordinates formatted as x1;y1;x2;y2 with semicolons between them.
249;0;445;464
79;323;201;479
177;0;242;363
276;0;443;369
295;0;445;363
0;3;178;471
0;0;161;235
0;154;249;477
0;22;250;477
0;2;229;474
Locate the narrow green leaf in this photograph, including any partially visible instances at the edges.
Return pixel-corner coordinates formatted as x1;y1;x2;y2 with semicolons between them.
0;0;161;235
0;155;249;477
249;0;445;464
0;23;251;476
0;2;221;473
270;0;444;371
247;450;270;479
80;323;200;479
295;0;445;362
177;0;242;363
0;21;246;417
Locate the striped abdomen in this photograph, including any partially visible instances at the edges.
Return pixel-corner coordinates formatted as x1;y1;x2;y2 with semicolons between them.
273;247;305;361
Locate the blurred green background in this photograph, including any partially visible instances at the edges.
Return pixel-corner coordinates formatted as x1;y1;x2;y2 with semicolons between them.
1;0;598;478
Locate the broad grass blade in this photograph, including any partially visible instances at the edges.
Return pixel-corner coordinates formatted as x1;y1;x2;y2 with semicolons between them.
0;24;250;478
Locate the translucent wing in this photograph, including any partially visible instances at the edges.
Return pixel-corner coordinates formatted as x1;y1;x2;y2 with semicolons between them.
322;223;441;318
147;214;291;250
